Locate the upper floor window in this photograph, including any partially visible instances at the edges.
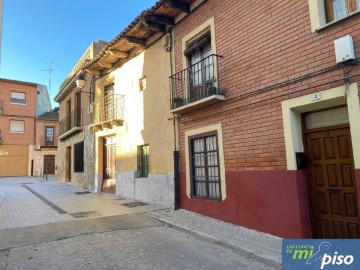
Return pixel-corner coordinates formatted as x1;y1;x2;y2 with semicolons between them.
10;120;24;133
45;127;54;146
10;92;26;104
325;0;360;22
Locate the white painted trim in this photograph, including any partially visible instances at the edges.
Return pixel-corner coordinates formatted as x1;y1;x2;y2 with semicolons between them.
282;83;360;170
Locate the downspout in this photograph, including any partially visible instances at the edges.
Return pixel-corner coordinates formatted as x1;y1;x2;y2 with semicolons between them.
167;27;180;210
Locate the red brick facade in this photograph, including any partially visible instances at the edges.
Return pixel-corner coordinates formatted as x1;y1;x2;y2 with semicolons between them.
0;79;37;145
173;0;360;238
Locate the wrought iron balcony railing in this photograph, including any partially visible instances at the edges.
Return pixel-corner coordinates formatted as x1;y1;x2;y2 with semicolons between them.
169;54;224;113
59;108;89;135
90;94;125;127
39;135;58;147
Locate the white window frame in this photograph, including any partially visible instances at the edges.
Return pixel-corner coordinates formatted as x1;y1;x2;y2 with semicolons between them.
9;120;25;133
10;91;26;105
308;0;360;32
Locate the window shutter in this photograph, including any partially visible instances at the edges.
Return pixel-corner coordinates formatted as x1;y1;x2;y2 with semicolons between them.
11;92;25;100
10;120;24;132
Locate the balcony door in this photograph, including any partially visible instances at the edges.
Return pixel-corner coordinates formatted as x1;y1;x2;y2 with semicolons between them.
45;127;54;146
75;92;81;126
186;34;213;102
66;99;71;130
104;84;114;121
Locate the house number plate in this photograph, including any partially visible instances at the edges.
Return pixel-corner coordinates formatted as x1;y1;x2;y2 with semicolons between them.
312;93;321;101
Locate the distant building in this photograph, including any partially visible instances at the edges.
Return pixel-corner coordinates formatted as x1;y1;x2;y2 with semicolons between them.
0;0;3;66
0;78;53;176
55;41;106;189
32;111;59;176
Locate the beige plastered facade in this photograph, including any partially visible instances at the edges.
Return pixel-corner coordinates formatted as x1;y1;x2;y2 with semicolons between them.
184;122;227;200
93;38;174;206
282;83;360;170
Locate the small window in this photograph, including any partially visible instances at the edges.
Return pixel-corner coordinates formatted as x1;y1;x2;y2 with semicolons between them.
10;92;26;104
137;144;149;177
74;142;84;173
325;0;360;22
189;132;221;199
139;76;147;91
10;120;25;132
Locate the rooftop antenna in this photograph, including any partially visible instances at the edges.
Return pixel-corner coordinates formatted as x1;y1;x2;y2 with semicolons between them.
40;60;57;95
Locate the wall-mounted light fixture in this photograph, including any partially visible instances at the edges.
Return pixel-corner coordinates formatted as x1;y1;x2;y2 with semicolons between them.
76;74;86;88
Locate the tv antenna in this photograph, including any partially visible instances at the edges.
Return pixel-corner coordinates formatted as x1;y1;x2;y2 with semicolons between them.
41;60;57;95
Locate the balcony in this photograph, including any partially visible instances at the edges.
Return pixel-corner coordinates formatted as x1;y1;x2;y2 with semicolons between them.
37;135;58;149
59;108;90;140
89;94;125;131
170;54;225;115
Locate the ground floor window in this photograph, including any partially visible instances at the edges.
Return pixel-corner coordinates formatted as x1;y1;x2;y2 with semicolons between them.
137;144;149;177
189;131;221;199
74;141;84;172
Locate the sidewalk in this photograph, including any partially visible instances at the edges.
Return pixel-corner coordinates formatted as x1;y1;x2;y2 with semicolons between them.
0;176;282;269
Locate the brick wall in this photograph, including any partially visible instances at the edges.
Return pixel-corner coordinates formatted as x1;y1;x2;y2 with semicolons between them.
173;0;360;171
0;80;37;145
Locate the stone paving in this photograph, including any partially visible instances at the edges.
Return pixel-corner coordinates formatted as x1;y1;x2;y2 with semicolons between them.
0;176;162;230
0;176;282;269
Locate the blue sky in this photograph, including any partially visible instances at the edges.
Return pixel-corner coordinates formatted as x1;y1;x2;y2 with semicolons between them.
1;0;157;108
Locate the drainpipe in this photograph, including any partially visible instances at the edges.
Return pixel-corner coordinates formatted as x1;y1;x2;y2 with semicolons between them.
167;27;180;210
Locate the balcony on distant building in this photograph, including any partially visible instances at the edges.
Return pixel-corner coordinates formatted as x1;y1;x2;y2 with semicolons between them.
170;54;225;115
59;108;90;140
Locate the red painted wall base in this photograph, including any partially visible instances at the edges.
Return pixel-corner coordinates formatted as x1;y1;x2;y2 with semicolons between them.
180;170;314;238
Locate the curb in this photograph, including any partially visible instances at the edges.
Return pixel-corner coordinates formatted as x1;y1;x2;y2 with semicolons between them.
152;216;282;270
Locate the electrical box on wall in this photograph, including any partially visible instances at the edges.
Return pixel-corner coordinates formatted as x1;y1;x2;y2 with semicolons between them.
334;35;355;63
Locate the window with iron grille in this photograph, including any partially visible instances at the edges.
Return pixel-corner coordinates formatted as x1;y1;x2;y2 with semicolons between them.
74;141;84;173
189;131;221;199
137;144;149;178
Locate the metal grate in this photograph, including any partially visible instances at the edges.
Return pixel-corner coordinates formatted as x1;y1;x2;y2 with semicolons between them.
74;191;91;195
122;202;148;208
70;211;101;218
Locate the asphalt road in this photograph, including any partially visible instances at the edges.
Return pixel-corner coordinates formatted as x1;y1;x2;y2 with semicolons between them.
0;213;273;270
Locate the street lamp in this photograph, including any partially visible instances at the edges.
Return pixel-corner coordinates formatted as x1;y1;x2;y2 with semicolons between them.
76;74;86;88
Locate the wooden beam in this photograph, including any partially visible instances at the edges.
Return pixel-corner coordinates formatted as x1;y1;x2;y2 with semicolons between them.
147;14;175;26
125;36;147;47
142;20;166;33
166;0;190;13
98;62;112;69
85;69;101;76
109;49;129;59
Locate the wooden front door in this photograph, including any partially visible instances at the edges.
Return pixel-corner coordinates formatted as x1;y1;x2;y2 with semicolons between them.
305;127;360;238
44;155;55;174
102;137;116;193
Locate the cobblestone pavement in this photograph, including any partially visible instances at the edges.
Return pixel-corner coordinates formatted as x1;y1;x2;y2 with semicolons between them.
0;176;281;269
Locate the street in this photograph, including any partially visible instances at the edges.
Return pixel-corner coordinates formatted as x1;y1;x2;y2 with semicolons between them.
0;177;276;270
